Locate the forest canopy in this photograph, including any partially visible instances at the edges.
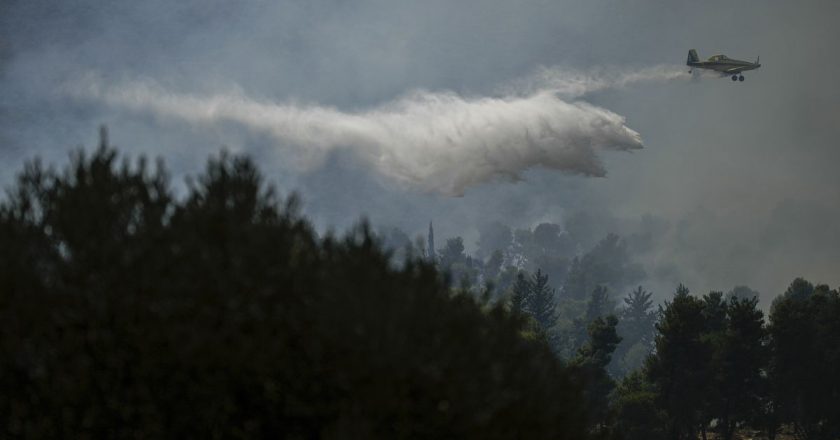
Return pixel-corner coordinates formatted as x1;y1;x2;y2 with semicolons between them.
1;132;838;439
0;136;586;438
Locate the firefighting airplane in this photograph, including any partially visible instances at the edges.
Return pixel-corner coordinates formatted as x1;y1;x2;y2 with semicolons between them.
686;49;761;82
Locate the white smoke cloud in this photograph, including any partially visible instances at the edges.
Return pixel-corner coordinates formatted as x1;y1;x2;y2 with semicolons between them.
68;65;688;196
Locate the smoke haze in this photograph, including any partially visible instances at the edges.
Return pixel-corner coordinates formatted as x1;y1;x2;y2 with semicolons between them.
3;0;840;303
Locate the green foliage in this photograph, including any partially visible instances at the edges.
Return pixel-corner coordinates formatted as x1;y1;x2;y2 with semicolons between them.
701;291;727;333
713;295;768;440
610;372;667;440
645;285;770;440
438;236;466;267
0;142;588;439
768;279;840;440
437;236;480;287
510;272;530;315
646;285;709;440
526;269;559;330
697;294;768;440
13;132;840;440
552;295;588;359
572;315;622;436
612;286;656;377
572;286;616;353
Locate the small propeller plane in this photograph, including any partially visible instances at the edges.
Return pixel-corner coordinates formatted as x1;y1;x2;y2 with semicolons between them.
686;49;761;82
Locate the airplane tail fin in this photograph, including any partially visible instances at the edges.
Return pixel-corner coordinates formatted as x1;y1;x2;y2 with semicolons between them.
687;49;700;64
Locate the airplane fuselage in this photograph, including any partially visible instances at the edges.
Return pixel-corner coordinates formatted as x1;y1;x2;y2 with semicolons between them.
688;59;760;74
686;50;761;81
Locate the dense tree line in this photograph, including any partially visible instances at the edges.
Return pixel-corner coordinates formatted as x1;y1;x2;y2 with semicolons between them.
611;282;840;440
0;137;587;438
2;132;838;439
420;192;840;440
409;215;654;373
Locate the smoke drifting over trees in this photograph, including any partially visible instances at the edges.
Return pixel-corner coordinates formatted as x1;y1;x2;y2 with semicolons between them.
3;1;840;436
3;143;839;438
3;0;840;299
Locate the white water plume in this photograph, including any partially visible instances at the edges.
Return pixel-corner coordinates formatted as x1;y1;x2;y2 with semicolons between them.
69;65;689;196
506;64;691;97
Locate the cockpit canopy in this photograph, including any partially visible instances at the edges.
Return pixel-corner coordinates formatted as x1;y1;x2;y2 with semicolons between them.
708;54;729;61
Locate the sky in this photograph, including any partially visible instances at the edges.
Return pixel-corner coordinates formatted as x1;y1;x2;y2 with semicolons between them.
2;0;839;304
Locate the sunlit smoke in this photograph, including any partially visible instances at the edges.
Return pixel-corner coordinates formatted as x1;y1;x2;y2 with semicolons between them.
68;66;690;196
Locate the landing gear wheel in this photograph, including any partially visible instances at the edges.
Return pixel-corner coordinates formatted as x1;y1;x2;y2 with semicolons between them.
731;75;738;81
738;75;745;82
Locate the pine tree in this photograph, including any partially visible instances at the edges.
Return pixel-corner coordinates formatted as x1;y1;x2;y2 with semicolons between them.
611;371;667;440
510;272;530;314
0;140;590;439
586;285;612;323
769;279;840;440
573;285;614;350
526;269;558;330
572;315;622;434
711;295;768;440
621;286;656;348
646;285;710;440
612;286;656;377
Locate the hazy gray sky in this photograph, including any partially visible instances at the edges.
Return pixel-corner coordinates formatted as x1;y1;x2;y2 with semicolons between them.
2;0;839;302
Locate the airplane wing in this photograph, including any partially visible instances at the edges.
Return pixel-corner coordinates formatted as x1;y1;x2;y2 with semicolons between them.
724;66;745;74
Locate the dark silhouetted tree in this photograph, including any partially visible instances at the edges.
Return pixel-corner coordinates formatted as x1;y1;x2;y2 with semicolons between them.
0;137;588;439
510;272;530;315
437;236;478;287
573;285;615;351
610;371;667;440
768;278;840;440
709;295;768;440
572;315;622;436
646;285;709;440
